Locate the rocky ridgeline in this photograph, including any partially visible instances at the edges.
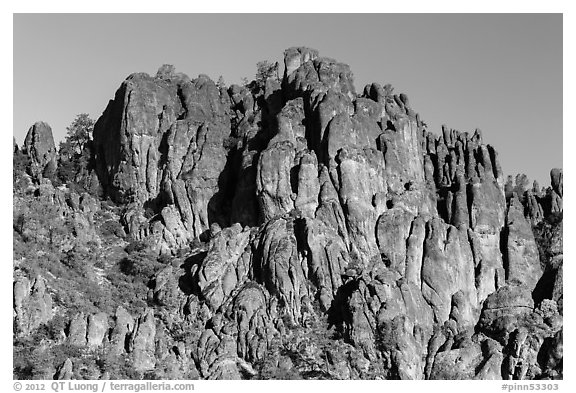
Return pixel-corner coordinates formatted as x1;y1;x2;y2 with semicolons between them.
13;47;562;380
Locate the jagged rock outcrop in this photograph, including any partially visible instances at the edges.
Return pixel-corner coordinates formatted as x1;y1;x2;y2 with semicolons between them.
256;141;297;221
550;168;562;197
14;47;562;380
521;168;563;224
13;275;53;336
93;69;232;252
22;121;57;180
67;312;88;346
194;223;252;310
421;218;477;325
505;197;542;291
55;358;74;380
87;312;109;347
109;305;135;355
130;309;157;372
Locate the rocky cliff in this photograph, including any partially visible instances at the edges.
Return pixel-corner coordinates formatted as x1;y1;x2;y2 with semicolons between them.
13;47;562;380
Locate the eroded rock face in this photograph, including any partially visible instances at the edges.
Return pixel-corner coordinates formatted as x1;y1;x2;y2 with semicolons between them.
256;141;296;221
479;284;535;342
505;197;542;291
110;306;135;355
195;223;252;310
19;47;560;380
67;312;88;346
13;275;53;336
55;358;74;380
254;217;309;323
130;309;157;372
22;121;57;180
421;218;477;325
430;343;484;379
550;168;562;197
87;312;109;348
93;69;232;252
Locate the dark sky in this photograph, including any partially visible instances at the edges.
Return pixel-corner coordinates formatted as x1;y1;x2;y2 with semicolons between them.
13;13;562;185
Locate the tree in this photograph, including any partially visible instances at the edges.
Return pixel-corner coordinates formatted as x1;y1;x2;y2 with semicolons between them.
216;75;226;89
255;60;278;88
59;113;94;160
57;114;95;185
13;149;31;189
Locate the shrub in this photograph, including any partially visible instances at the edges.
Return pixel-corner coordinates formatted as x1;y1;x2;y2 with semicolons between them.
13;150;30;177
119;254;162;280
44;315;68;340
13;150;32;192
223;135;242;151
125;240;148;254
62;247;90;272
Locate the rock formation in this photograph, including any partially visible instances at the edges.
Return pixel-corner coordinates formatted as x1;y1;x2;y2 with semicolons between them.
13;275;53;336
22;121;58;180
13;47;562;380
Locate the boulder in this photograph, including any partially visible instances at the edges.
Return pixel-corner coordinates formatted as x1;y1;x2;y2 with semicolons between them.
430;343;484;379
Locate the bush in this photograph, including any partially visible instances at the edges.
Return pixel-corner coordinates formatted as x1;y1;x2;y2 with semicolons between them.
223;135;242;151
125;240;148;254
13;150;30;177
63;247;91;272
13;150;31;192
43;315;68;340
13;332;84;380
119;254;162;280
157;254;174;265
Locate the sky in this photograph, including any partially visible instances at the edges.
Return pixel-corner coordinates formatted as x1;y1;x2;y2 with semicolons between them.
13;13;562;185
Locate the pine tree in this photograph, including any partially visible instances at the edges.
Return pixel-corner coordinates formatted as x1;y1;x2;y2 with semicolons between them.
59;113;94;160
57;113;95;184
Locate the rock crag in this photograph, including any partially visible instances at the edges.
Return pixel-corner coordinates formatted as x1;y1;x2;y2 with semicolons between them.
14;47;562;380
